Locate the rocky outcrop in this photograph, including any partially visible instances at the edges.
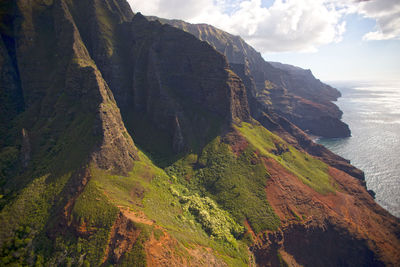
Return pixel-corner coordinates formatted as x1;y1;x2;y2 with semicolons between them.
147;17;361;178
148;17;351;138
125;14;250;154
253;223;383;267
268;61;341;102
256;157;399;266
20;128;30;168
0;32;24;147
266;62;350;137
8;0;139;176
66;7;251;158
103;212;143;264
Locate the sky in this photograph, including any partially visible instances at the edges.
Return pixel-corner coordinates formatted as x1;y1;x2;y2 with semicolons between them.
127;0;400;82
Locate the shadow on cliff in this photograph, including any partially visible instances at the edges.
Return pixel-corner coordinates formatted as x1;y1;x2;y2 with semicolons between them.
68;8;250;167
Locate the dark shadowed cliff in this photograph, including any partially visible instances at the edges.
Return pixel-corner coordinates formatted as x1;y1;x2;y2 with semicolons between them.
147;16;351;139
147;16;363;180
0;1;399;266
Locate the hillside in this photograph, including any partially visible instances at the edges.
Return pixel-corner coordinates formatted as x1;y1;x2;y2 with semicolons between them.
146;16;363;180
0;1;399;266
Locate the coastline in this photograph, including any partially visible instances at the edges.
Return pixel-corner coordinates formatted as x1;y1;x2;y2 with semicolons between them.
316;81;400;218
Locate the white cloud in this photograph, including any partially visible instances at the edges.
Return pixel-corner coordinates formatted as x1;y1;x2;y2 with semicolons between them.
219;0;346;52
129;0;215;21
127;0;400;53
356;0;400;40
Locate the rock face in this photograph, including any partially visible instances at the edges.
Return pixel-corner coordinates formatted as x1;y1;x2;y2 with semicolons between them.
267;61;350;137
256;158;400;266
0;1;399;267
148;17;351;138
20;128;30;168
267;61;341;102
66;4;250;160
147;16;361;179
122;14;250;157
0;0;138;177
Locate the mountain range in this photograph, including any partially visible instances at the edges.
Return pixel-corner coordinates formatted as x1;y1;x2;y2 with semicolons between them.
0;0;399;266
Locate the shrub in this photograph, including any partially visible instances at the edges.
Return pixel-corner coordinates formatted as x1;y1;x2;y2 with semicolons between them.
174;190;244;245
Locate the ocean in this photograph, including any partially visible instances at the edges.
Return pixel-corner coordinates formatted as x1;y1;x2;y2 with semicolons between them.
317;81;400;218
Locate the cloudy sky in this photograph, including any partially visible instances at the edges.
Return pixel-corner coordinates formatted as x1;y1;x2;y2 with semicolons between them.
127;0;400;82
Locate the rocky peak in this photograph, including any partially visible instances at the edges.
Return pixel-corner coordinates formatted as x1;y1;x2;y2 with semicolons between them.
6;0;139;175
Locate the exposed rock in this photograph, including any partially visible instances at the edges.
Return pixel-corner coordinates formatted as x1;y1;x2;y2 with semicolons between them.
9;0;139;175
20;128;30;168
268;61;341;102
103;212;142;264
0;33;24;145
148;17;351;138
259;157;399;266
63;6;250;157
172;115;185;153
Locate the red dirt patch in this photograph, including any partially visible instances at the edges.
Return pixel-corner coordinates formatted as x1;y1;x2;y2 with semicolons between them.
75;220;96;237
260;157;400;266
102;212;142;264
222;129;249;156
145;232;227;267
119;206;155;225
244;219;256;241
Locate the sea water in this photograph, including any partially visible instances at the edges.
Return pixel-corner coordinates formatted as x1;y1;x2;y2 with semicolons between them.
317;80;400;218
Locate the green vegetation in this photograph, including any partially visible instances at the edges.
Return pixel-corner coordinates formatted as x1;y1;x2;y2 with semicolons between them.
32;111;98;178
92;154;162;208
0;174;70;265
0;225;32;266
0;1;340;266
167;137;281;233
91;152;250;266
171;186;244;245
236;122;335;195
119;222;151;267
94;0;117;57
164;120;335;238
72;180;119;229
144;173;250;266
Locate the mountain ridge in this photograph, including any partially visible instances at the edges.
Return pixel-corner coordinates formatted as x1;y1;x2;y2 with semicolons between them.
147;16;351;139
146;16;364;180
0;1;399;266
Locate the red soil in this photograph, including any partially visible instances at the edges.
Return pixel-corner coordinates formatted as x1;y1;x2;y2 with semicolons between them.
260;157;400;266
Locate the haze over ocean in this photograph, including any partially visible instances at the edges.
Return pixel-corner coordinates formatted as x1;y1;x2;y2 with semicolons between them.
318;81;400;218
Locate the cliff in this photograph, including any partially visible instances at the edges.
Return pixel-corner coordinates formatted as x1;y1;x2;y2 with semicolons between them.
146;16;361;180
0;1;398;266
147;17;351;139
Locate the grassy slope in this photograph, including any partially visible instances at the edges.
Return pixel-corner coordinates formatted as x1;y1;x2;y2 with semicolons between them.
236;122;335;195
92;151;250;266
86;120;335;266
0;121;337;266
166;137;280;234
0;173;72;265
164;122;335;235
